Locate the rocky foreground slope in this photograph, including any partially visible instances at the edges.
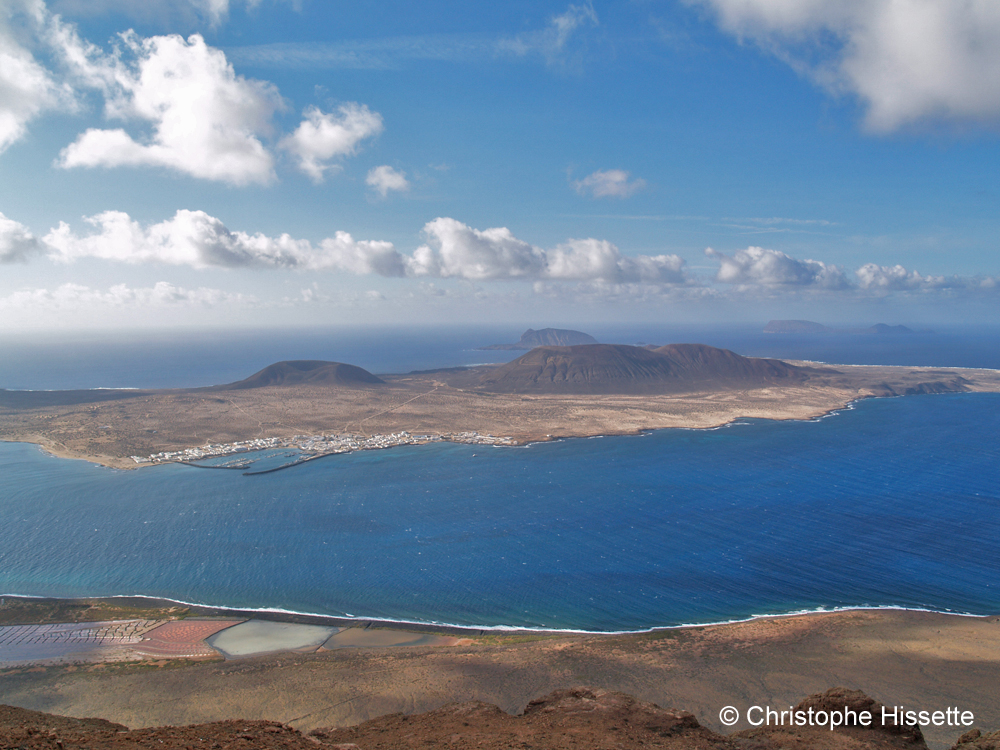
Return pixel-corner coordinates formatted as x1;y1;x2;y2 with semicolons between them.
2;687;995;750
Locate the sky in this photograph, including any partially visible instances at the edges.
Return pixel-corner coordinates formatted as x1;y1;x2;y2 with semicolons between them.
1;0;998;331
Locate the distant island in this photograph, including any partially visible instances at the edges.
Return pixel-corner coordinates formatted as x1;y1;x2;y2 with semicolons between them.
478;327;598;350
763;320;832;334
764;320;919;335
2;340;996;470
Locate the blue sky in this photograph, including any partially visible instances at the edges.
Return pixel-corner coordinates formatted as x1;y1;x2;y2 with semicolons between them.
1;0;998;330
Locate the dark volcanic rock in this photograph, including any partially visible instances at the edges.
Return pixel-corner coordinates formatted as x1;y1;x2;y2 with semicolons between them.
6;688;989;750
734;687;929;750
0;704;127;735
318;686;733;749
0;705;315;749
214;360;384;389
652;343;801;381
478;342;805;394
951;728;1000;749
480;327;599;350
796;687;925;744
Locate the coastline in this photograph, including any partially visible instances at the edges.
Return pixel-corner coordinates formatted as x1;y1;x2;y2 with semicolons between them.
1;592;994;638
4;380;990;471
4;404;846;471
3;603;999;748
3;360;999;470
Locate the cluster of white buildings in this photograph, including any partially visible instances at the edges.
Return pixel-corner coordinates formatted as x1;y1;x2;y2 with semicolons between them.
130;430;515;465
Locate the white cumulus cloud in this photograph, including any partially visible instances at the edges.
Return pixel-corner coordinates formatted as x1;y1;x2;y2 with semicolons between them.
43;209;405;272
704;247;1000;298
366;165;409;197
546;238;685;283
281;103;383;182
318;231;406;276
410;217;687;284
57;32;283;185
707;246;849;288
0;0;71;154
409;217;548;280
9;206;999;304
0;211;44;262
3;4;383;184
572;169;646;199
855;263;955;292
689;0;1000;130
14;209;691;286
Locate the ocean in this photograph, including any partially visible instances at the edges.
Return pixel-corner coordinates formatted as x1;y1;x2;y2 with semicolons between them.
1;326;998;632
3;324;999;390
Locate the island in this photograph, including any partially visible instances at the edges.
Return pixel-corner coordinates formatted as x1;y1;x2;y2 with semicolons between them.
477;327;599;349
764;320;919;334
1;342;997;469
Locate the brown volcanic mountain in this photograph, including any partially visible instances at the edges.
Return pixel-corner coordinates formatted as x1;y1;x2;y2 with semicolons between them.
478;343;805;394
215;360;384;390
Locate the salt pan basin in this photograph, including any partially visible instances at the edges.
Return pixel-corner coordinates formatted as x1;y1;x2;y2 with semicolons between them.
322;628;456;649
206;620;338;658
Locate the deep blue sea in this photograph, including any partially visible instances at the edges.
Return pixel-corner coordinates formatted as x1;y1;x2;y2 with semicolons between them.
3;324;1000;390
1;326;998;632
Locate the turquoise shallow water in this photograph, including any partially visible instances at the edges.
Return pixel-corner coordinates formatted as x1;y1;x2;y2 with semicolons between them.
1;393;998;632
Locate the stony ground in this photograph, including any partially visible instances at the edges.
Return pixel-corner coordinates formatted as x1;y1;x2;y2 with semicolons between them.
4;610;999;749
2;687;997;750
3;362;997;469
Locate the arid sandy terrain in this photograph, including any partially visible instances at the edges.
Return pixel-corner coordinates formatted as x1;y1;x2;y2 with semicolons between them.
1;607;999;749
2;359;998;468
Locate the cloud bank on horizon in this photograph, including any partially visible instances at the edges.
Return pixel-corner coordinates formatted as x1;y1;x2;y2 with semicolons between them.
0;0;998;327
3;207;994;306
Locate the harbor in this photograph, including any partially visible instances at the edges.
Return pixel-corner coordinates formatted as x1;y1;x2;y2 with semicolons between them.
131;430;517;468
